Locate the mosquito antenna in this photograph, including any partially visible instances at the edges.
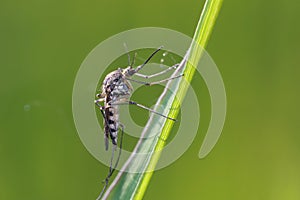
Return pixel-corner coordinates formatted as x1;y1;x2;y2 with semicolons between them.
123;43;131;66
130;52;137;67
134;46;163;73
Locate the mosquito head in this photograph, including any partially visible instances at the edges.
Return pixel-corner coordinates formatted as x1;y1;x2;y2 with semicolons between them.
122;66;135;77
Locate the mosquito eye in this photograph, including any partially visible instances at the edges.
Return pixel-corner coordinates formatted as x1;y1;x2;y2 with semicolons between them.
96;94;101;98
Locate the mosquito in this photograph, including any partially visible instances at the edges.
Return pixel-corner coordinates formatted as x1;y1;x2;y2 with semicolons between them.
94;46;183;199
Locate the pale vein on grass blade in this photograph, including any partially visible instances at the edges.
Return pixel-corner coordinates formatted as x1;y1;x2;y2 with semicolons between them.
102;0;223;199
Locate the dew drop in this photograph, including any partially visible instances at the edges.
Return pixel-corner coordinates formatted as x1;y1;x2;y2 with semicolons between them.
24;104;31;111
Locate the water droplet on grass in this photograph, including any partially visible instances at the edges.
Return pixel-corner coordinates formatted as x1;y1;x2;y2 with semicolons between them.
24;104;31;111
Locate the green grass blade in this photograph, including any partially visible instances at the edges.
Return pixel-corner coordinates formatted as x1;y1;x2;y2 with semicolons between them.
103;0;223;199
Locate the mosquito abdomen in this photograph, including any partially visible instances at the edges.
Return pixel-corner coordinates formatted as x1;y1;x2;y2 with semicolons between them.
104;106;119;149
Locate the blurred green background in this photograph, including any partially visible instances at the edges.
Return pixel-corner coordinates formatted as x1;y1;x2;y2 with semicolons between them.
1;0;300;199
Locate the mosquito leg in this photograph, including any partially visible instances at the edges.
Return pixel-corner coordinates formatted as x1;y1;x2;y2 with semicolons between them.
125;73;183;86
94;99;105;119
134;63;179;79
129;101;177;121
97;145;116;200
97;124;125;200
106;123;124;179
97;182;107;200
146;74;184;85
94;100;110;200
110;145;116;173
94;98;104;107
109;101;177;121
94;100;110;151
